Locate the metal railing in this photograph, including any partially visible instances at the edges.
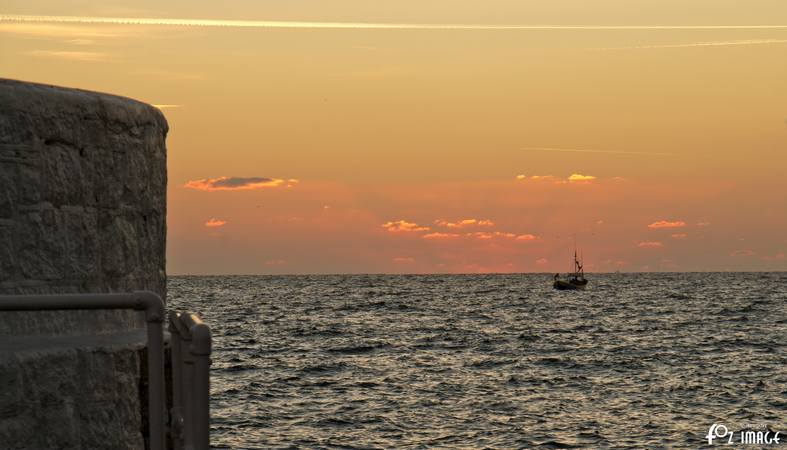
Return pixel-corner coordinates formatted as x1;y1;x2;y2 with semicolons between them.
168;311;212;450
0;291;167;450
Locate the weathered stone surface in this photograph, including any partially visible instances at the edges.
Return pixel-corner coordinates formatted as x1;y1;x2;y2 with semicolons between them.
0;79;167;449
0;332;146;449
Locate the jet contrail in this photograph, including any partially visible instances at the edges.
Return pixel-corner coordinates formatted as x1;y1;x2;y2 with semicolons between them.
522;147;673;156
600;39;787;50
2;15;787;30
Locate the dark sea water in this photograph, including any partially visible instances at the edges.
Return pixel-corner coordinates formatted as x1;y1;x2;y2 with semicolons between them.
168;273;787;449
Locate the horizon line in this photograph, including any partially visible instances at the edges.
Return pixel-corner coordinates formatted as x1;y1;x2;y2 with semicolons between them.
3;15;787;30
167;270;785;276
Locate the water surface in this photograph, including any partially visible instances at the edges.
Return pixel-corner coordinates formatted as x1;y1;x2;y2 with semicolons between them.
168;273;787;449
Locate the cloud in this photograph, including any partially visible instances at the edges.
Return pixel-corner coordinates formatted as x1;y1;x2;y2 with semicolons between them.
515;234;538;241
393;257;415;263
696;222;711;227
568;173;597;183
761;252;785;261
468;231;516;240
600;39;787;51
648;220;686;229
671;233;688;239
0;22;124;38
423;232;460;239
204;218;227;228
638;241;663;248
521;173;597;183
28;50;108;61
435;218;495;228
730;249;755;257
536;258;548;265
382;220;430;232
185;176;294;191
5;15;787;30
152;104;181;109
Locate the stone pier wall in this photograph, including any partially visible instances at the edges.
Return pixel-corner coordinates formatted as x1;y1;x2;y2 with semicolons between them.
0;79;167;449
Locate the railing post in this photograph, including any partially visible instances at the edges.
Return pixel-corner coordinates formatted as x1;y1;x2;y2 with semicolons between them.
180;325;196;450
168;312;212;450
189;320;212;450
138;291;166;450
168;312;184;449
146;317;165;450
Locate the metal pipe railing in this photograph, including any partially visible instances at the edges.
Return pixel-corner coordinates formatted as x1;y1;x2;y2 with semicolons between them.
0;291;166;450
168;311;212;450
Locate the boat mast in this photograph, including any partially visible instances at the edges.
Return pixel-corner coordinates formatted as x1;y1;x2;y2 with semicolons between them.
572;237;583;277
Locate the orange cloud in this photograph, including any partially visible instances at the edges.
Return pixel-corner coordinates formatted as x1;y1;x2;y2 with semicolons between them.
671;233;688;239
536;258;548;265
467;231;516;240
393;256;415;263
29;50;108;62
526;175;557;181
498;232;515;238
568;173;597;182
185;176;293;191
761;252;785;261
204;218;227;228
435;218;495;228
382;220;430;232
423;232;461;239
638;241;663;248
648;220;686;229
730;249;755;257
515;234;538;241
520;173;598;183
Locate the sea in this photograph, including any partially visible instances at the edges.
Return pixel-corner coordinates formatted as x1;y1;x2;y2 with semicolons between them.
167;273;787;449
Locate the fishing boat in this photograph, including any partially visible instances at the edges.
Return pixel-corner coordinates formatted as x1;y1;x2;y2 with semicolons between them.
553;250;588;290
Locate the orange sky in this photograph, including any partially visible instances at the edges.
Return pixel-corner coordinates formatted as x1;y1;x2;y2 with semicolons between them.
2;1;786;273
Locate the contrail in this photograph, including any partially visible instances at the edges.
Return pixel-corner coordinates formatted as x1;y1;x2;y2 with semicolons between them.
522;147;673;156
600;39;787;50
2;14;787;30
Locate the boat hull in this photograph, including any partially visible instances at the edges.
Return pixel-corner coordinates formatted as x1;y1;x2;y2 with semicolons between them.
553;280;587;290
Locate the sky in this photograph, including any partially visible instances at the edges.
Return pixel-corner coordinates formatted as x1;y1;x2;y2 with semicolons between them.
2;1;786;274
